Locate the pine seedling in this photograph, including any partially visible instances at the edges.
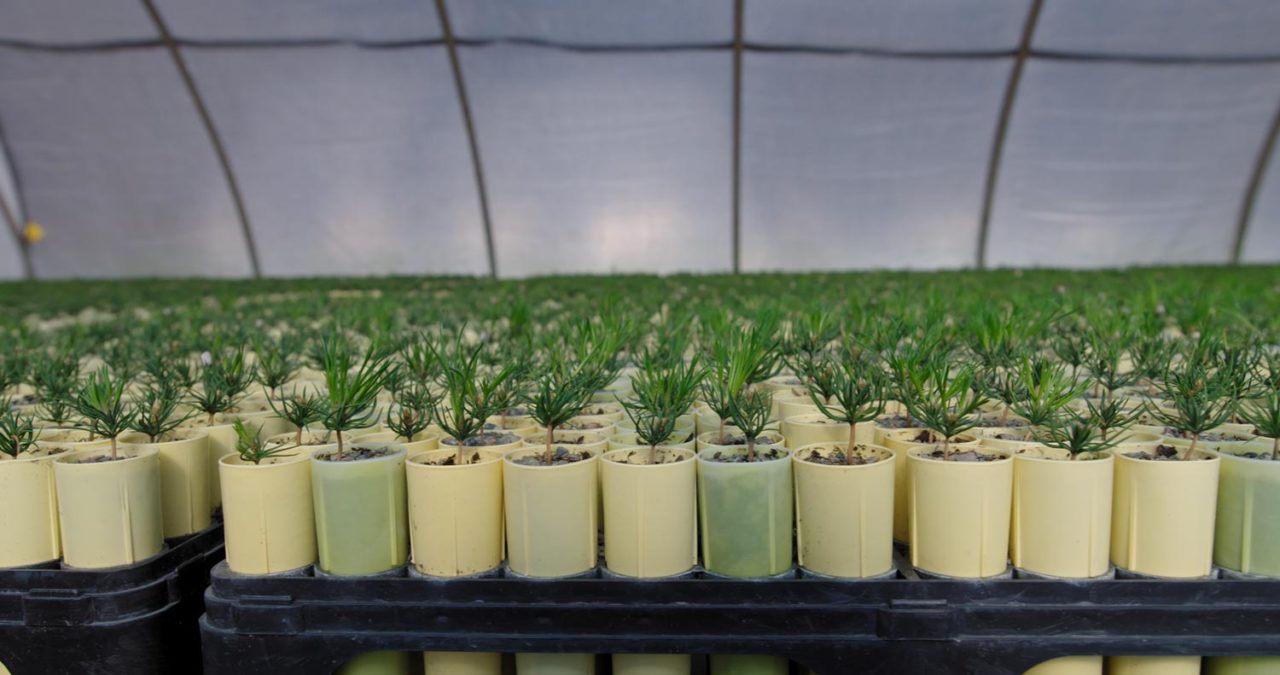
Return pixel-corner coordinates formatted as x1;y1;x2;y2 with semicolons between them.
1144;351;1238;460
702;324;780;443
68;367;134;460
903;360;988;460
385;383;438;443
268;386;327;446
620;353;705;464
254;335;299;396
319;336;394;460
190;348;256;426
1036;414;1121;461
128;382;192;443
430;337;515;465
0;403;37;458
1083;391;1142;444
524;355;599;465
231;419;297;465
30;350;79;426
1237;392;1280;461
727;385;774;462
1007;356;1088;434
809;351;886;465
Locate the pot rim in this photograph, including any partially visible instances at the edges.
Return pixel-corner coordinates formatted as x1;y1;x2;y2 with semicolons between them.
219;450;311;470
695;444;793;465
54;444;159;466
502;446;601;469
407;447;504;468
884;429;979;446
310;441;407;464
905;445;1012;464
119;427;210;445
792;441;893;467
601;446;694;465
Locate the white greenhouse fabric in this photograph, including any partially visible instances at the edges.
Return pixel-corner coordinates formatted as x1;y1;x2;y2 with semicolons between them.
0;0;1277;279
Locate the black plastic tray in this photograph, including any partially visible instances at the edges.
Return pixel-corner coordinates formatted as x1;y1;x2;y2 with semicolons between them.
0;522;225;675
200;551;1280;675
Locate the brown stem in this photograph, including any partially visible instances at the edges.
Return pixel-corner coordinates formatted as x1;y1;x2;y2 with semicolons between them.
543;425;554;465
110;435;118;461
1272;435;1279;462
295;427;303;446
1184;435;1197;461
747;436;756;462
454;437;464;466
1101;426;1109;443
942;436;951;461
846;421;857;466
207;411;216;426
718;418;725;445
648;443;657;466
336;429;344;460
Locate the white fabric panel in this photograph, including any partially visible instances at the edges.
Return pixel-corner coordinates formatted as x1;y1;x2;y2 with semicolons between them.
0;48;251;278
0;135;24;279
462;46;732;277
1241;131;1280;264
0;0;154;44
448;0;731;44
1036;0;1280;58
741;53;1009;271
988;61;1280;268
185;46;487;277
745;0;1029;51
155;0;441;42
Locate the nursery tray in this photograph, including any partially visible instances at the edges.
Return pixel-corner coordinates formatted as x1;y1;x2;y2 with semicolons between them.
0;522;225;675
200;552;1280;675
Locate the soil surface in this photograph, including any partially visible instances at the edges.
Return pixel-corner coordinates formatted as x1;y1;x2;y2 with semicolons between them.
797;417;842;425
1235;451;1280;461
973;417;1028;428
580;406;617;416
993;432;1031;441
802;445;883;465
511;447;591;466
919;448;1001;462
443;431;519;447
71;454;127;464
317;446;396;462
423;451;483;466
707;434;775;446
876;414;923;429
563;421;606;430
1126;444;1211;461
620;449;688;464
708;447;787;463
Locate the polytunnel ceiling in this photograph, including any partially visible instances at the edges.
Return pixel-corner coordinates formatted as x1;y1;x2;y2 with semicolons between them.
0;0;1277;280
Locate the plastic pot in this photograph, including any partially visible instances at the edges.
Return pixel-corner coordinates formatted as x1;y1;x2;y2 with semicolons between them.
424;652;502;675
407;449;504;577
0;450;62;567
336;650;409;675
709;655;788;675
515;653;595;675
781;414;872;451
1108;655;1200;675
54;445;164;569
601;447;696;578
219;451;316;575
503;448;598;578
697;444;793;578
613;654;690;675
793;443;894;578
120;429;212;538
907;446;1013;579
883;430;980;542
311;442;408;576
1024;656;1101;675
1206;656;1280;674
1011;448;1114;578
1111;449;1219;578
1213;443;1280;576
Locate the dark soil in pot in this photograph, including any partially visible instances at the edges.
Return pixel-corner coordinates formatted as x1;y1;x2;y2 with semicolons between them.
802;445;884;465
317;446;396;462
511;447;591;466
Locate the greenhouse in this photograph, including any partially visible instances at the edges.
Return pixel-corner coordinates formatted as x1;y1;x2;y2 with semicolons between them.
1;2;1279;675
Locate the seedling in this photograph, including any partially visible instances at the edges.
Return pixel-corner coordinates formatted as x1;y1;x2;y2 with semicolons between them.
727;385;774;462
808;351;886;464
1083;392;1142;444
903;360;988;460
190;347;256;426
0;403;37;458
430;337;516;465
524;355;599;465
128;382;192;443
267;386;327;446
620;352;704;464
702;324;780;444
1144;342;1238;460
231;419;296;465
384;383;438;442
1237;392;1280;461
318;336;394;460
1036;414;1121;460
254;335;300;396
1006;356;1087;434
30;350;79;426
67;367;134;460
